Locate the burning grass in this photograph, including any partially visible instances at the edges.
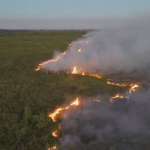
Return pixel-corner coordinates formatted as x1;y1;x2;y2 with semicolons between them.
0;30;143;150
0;30;88;150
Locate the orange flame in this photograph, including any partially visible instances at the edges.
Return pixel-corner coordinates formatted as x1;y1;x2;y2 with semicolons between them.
71;66;101;79
70;98;79;106
48;146;57;150
107;80;140;94
107;80;128;87
35;39;142;149
52;130;59;137
109;81;140;102
49;108;63;122
48;98;80;122
78;49;81;52
35;40;89;72
35;52;66;71
129;84;140;93
88;73;101;79
72;66;78;74
110;93;129;102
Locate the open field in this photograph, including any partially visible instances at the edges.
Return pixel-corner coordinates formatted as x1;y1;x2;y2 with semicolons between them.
0;30;128;150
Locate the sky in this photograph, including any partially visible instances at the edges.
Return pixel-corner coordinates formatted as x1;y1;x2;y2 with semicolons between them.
0;0;150;29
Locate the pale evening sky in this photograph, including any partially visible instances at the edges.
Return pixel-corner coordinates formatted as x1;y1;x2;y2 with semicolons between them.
0;0;150;29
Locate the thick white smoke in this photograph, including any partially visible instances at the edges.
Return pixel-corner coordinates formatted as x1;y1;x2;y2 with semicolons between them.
58;89;150;150
42;16;150;150
43;17;150;75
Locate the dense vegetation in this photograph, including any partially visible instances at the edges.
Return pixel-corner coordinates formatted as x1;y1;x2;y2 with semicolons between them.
0;30;127;150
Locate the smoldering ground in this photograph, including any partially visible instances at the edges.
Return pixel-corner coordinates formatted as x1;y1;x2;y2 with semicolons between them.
43;17;150;76
58;89;150;150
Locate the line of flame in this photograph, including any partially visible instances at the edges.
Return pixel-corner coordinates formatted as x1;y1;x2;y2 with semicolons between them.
107;80;140;101
71;66;101;79
49;98;80;149
35;52;66;71
36;40;89;72
107;80;128;87
36;39;141;149
110;93;129;102
109;82;140;102
129;84;140;93
48;98;79;122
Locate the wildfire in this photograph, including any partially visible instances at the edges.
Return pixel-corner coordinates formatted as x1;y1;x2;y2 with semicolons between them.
35;40;89;72
35;52;66;71
110;93;129;102
72;66;78;74
71;66;101;79
35;38;143;149
78;49;81;52
88;73;101;79
48;98;80;122
70;98;80;106
107;80;140;94
52;130;59;138
129;83;140;93
107;80;128;87
48;146;57;150
108;80;140;102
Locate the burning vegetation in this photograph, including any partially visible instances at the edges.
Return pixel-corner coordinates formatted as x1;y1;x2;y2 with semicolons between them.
71;66;101;78
35;39;143;150
33;21;150;149
1;21;150;150
48;98;80;149
48;97;80;122
48;146;57;150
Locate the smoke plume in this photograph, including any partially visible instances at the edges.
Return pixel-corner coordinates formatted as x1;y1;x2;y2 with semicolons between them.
41;16;150;149
58;89;150;150
43;17;150;75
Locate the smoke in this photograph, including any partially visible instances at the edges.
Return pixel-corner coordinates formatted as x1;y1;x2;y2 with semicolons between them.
40;16;150;149
43;17;150;75
58;89;150;150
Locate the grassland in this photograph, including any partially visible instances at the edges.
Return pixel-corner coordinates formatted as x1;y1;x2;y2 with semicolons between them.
0;30;127;150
